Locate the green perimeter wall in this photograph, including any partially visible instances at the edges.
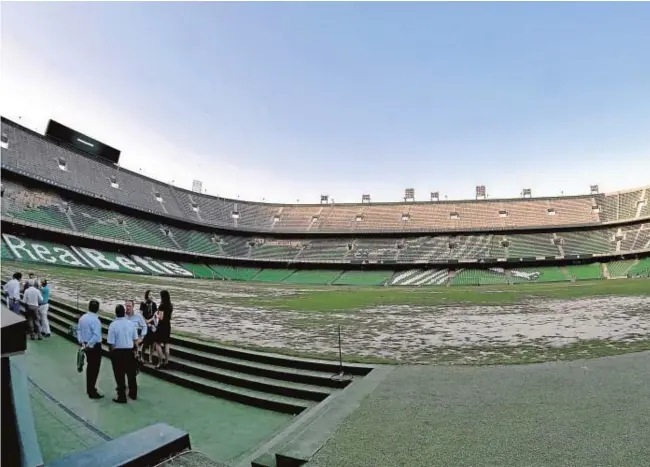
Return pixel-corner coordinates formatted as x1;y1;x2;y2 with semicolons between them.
2;233;650;286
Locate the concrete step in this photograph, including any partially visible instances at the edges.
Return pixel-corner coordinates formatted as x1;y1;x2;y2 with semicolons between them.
172;347;351;389
160;368;313;415
170;334;371;376
49;305;347;391
244;366;394;467
49;310;328;403
54;306;332;402
50;300;372;377
47;318;311;415
146;352;334;402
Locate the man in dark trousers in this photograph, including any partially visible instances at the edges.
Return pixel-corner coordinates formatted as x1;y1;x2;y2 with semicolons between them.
76;300;104;399
107;304;139;403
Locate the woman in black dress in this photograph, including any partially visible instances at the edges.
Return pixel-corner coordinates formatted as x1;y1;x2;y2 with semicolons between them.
139;290;158;364
154;290;173;369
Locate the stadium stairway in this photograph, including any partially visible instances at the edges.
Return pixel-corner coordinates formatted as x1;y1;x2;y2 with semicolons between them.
39;298;373;416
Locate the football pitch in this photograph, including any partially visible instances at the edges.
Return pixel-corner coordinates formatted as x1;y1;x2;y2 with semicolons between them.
4;260;650;365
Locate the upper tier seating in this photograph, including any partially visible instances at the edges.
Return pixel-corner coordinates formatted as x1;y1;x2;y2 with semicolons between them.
3;118;647;234
599;188;649;223
3;176;649;264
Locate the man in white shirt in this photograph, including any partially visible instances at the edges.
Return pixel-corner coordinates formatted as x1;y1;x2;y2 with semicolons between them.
3;272;22;314
23;283;43;340
125;299;147;366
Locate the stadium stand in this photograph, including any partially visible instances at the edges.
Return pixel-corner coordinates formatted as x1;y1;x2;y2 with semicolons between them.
605;260;634;278
3;178;650;265
181;262;219;279
1;239;13;260
565;263;603;281
559;230;613;256
2;117;650;291
450;268;510;286
388;269;449;286
253;269;297;282
506;233;559;257
628;258;650;278
282;270;343;285
332;270;394;286
509;267;568;283
2;233;649;287
208;265;260;281
3;118;648;235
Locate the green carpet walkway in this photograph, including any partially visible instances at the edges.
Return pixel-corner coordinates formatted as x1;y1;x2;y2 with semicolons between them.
24;335;292;465
308;352;650;467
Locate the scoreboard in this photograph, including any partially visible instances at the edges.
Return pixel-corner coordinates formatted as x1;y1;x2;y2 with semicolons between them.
45;120;121;164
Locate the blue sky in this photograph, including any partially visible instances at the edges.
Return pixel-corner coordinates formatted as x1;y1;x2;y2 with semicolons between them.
2;2;649;203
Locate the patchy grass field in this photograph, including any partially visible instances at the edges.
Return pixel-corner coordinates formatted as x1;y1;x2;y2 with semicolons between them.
4;261;650;365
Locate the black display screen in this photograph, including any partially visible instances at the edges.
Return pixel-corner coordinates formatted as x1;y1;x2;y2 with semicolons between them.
45;120;121;164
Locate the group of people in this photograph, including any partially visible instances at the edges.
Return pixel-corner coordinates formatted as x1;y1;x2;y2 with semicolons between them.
77;289;173;403
3;272;51;339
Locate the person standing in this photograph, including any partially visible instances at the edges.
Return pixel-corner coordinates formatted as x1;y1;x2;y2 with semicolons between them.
107;304;138;403
125;299;147;365
154;290;173;369
139;290;158;364
3;272;22;314
22;282;43;340
38;279;51;338
25;273;37;290
77;300;104;399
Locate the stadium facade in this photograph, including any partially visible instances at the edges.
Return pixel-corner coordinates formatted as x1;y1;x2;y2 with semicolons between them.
1;117;649;285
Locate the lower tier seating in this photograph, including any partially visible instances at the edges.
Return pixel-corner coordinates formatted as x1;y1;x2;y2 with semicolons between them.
332;271;394;286
565;264;603;281
282;270;343;285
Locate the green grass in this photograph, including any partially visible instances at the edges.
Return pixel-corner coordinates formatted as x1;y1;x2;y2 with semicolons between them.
52;285;650;367
5;260;650;366
4;260;649;313
423;338;650;366
309;352;650;467
250;279;650;312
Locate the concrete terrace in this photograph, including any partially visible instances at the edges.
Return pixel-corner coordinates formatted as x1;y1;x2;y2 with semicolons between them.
24;335;292;465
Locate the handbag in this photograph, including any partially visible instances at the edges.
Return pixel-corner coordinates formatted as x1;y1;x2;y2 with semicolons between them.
77;348;86;373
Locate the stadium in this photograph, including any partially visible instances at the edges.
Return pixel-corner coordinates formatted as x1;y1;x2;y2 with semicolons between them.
2;114;650;467
2;3;650;466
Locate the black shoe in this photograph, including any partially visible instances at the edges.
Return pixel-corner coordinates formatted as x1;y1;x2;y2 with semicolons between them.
128;394;137;400
37;335;43;341
89;393;104;399
30;335;36;340
113;398;127;404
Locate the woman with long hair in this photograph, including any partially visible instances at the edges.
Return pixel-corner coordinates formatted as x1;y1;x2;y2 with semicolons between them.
139;290;158;364
154;289;173;369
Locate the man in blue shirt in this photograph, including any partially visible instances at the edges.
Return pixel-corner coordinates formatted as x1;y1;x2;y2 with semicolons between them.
77;300;104;399
107;304;139;403
3;272;22;314
38;279;52;337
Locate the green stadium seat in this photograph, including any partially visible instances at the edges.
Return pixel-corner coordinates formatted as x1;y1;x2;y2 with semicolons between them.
282;270;343;285
333;271;394;286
